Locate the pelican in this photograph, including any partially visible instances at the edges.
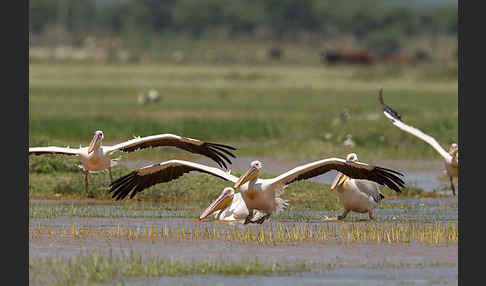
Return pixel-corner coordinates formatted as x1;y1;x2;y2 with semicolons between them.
330;153;387;220
200;159;404;224
108;159;289;223
379;89;458;195
210;188;289;223
108;158;404;224
29;131;236;191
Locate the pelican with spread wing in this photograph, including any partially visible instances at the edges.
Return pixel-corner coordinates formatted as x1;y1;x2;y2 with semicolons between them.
29;131;236;191
330;153;388;220
379;89;458;195
200;159;404;224
109;158;403;224
108;159;288;223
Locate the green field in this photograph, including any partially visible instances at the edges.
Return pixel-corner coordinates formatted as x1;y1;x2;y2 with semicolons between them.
29;62;457;162
29;62;456;202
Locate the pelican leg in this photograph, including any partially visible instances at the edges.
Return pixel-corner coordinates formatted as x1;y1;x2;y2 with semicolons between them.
84;171;89;192
338;209;350;220
450;177;456;196
109;167;113;185
368;209;375;220
255;214;271;224
244;209;255;225
215;210;222;220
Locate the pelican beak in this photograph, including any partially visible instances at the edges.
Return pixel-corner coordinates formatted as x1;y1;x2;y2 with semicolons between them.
199;192;234;220
330;172;347;191
451;149;458;157
234;167;259;189
87;134;100;154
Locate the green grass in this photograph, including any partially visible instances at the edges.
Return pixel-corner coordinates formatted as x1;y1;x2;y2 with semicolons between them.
29;62;457;161
29;252;309;286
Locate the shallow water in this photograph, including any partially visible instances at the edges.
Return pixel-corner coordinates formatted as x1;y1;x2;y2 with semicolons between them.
126;266;458;286
30;195;458;222
29;165;458;285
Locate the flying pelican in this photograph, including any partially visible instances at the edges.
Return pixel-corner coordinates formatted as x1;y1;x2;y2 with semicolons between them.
379;89;458;195
29;131;236;191
329;153;387;220
199;159;404;224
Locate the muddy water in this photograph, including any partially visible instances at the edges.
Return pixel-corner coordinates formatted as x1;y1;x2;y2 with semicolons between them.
119;156;456;194
30;154;458;286
30;195;457;222
29;197;458;285
127;267;457;286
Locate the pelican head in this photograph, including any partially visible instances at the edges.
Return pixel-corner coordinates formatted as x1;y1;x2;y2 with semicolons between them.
234;160;262;189
449;143;458;157
88;130;104;154
199;187;235;220
330;153;358;191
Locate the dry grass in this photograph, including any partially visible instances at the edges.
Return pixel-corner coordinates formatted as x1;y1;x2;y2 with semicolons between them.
30;221;457;246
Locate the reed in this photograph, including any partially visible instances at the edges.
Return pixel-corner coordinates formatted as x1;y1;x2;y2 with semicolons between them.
30;221;457;246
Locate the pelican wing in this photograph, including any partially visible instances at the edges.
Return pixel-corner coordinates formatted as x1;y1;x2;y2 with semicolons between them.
109;160;239;200
269;158;405;193
29;147;80;156
106;134;236;169
353;180;384;203
379;90;452;162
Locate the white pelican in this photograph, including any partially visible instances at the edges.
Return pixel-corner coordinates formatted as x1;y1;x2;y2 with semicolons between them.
330;153;386;220
109;157;405;224
29;131;236;191
108;159;289;223
210;188;289;223
379;89;458;195
199;159;404;224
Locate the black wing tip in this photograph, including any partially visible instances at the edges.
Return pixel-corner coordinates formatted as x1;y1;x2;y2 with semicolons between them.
376;166;404;177
378;89;402;122
208;144;237;159
206;142;237;151
378;88;384;104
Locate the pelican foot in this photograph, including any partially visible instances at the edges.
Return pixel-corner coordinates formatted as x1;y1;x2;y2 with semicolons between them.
368;210;375;220
254;214;271;224
337;209;350;221
243;216;252;225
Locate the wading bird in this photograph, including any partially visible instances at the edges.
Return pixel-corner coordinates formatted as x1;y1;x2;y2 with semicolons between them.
199;159;404;224
108;159;288;223
29;131;236;191
379;89;458;195
330;153;387;220
109;158;404;224
207;188;288;223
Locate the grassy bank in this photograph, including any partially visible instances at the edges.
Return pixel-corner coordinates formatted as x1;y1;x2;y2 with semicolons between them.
29;62;457;161
29;252;309;286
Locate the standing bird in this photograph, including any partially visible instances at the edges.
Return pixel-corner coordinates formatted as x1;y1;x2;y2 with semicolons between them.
29;131;236;191
330;153;385;220
379;89;458;195
108;158;404;224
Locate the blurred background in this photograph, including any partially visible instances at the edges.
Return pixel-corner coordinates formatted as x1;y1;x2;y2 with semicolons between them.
30;0;457;64
29;0;458;163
